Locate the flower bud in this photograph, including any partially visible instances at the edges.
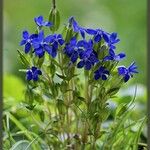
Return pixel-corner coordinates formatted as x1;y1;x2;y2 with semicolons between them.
49;8;60;32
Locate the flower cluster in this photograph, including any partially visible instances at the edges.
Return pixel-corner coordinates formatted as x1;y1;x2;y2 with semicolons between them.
19;16;138;82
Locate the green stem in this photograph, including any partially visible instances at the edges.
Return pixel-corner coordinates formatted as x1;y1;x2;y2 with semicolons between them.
81;70;89;145
52;0;56;9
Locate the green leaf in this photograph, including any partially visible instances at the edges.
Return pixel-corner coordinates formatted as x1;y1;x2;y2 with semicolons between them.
39;110;45;122
115;103;128;117
17;49;30;67
56;73;67;80
107;87;120;97
10;140;32;150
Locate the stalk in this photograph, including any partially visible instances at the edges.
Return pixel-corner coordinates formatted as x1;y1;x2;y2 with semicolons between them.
52;0;56;9
81;70;89;146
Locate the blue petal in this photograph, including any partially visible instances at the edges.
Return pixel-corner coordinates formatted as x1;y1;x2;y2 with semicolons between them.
58;38;65;45
44;35;54;43
72;18;79;32
30;34;38;40
33;73;38;81
102;32;109;43
70;37;77;46
80;29;85;39
86;29;97;35
53;41;58;50
32;39;40;49
37;69;42;75
51;46;57;58
20;40;26;46
77;40;88;48
94;34;102;43
34;16;43;26
109;49;115;56
25;43;31;53
43;21;53;27
118;67;127;75
103;70;109;75
85;61;92;70
23;31;29;40
124;74;130;82
26;70;32;81
43;44;52;55
38;30;44;41
118;52;126;58
98;66;105;73
71;51;78;63
103;56;113;61
128;62;138;73
102;75;107;80
35;47;45;58
77;60;85;68
94;73;100;80
31;66;37;72
110;32;117;41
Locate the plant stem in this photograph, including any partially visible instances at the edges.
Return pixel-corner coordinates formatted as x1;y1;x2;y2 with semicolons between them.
52;0;56;9
81;70;89;145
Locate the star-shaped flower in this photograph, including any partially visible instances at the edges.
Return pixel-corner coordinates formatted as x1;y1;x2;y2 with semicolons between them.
118;62;138;82
94;66;109;80
26;66;42;81
34;16;53;27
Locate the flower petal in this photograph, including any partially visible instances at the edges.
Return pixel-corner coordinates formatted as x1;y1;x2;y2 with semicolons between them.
77;60;85;68
23;31;29;40
86;29;97;35
26;70;32;81
35;47;45;58
85;61;92;70
20;40;26;46
25;43;31;53
94;34;102;43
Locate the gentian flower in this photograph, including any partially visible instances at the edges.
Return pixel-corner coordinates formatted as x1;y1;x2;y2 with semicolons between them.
118;62;138;82
45;34;65;58
69;17;86;39
26;66;42;81
103;49;126;61
34;16;53;27
108;32;120;50
64;37;80;63
32;31;56;58
94;66;109;80
86;28;109;43
20;30;37;53
77;39;99;70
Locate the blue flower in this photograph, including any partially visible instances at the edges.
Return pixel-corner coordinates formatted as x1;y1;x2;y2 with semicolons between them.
103;49;126;61
34;16;53;27
108;32;120;50
26;66;42;81
32;31;63;58
20;30;37;53
77;39;99;70
118;62;138;82
45;34;65;58
69;17;86;39
94;66;109;80
86;28;110;43
32;30;51;58
64;37;79;63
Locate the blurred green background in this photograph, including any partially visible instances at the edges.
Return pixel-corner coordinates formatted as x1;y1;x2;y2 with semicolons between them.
3;0;147;85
